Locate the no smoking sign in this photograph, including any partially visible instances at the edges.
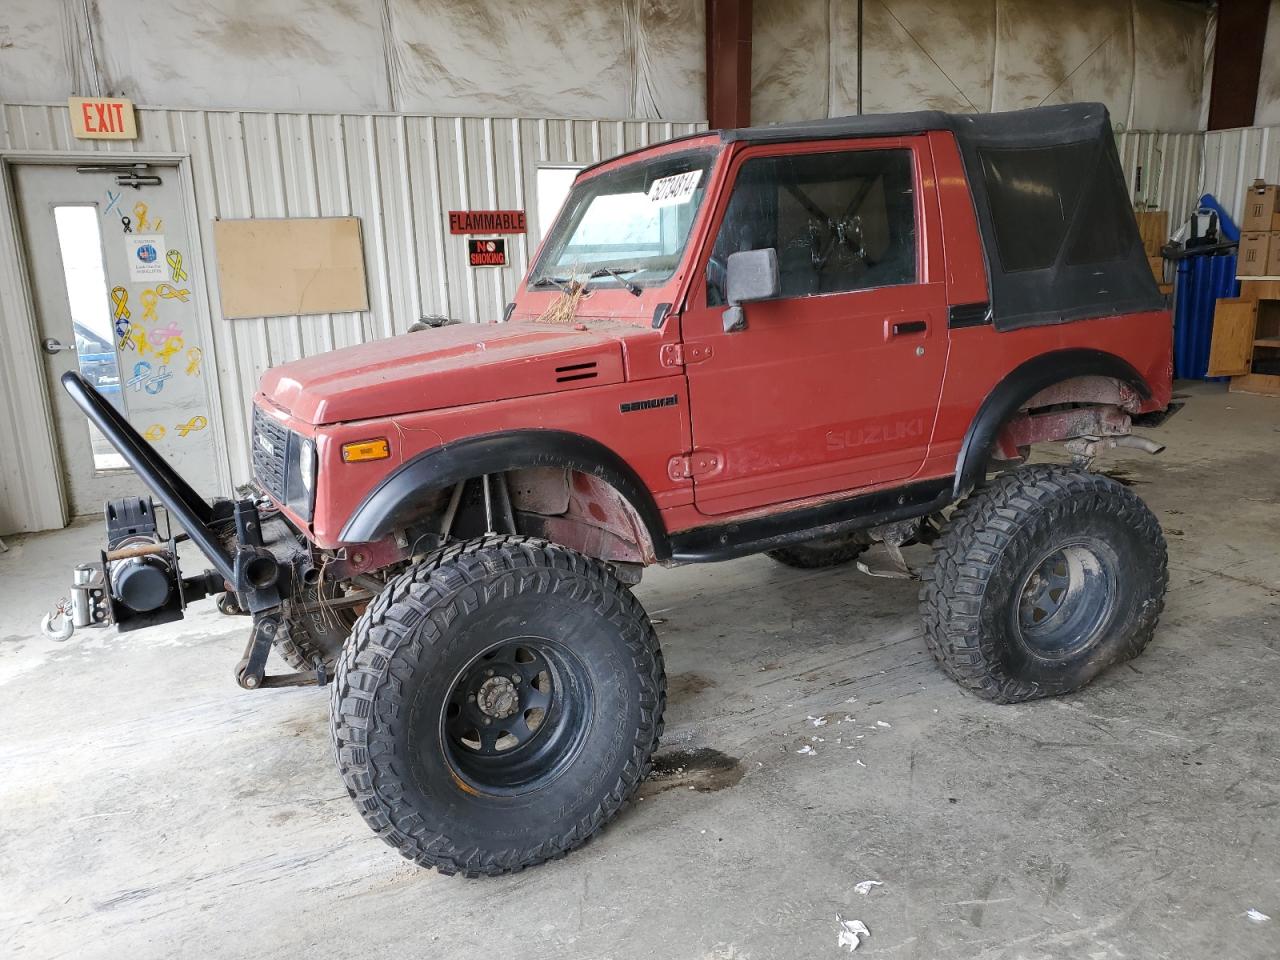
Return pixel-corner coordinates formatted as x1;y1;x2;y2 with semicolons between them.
468;238;507;267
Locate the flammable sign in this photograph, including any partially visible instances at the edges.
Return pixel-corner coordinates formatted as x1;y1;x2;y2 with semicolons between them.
468;238;507;267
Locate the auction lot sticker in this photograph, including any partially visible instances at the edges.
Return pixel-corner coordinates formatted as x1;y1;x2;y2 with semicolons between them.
647;170;702;206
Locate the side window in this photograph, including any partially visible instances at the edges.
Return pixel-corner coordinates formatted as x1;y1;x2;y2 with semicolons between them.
707;148;916;305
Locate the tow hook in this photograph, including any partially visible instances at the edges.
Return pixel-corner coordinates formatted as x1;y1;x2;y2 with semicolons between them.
40;599;74;641
41;563;111;641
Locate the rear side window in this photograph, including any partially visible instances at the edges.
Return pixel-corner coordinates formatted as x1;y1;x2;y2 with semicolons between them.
707;149;916;305
980;141;1134;272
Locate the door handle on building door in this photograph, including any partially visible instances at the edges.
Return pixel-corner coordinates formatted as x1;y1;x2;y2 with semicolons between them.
42;337;77;355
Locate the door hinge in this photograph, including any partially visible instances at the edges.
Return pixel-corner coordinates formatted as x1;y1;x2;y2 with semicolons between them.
660;342;713;368
667;450;722;481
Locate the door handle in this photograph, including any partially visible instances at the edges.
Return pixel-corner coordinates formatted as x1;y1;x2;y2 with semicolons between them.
891;320;928;336
42;337;77;355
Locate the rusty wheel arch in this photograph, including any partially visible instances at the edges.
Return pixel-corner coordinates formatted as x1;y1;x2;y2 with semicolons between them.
954;350;1152;496
338;430;670;563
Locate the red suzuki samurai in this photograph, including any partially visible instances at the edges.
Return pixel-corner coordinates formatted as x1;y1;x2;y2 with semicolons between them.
58;102;1173;876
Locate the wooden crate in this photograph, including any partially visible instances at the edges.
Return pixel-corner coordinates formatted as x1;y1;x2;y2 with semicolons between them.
1135;210;1169;258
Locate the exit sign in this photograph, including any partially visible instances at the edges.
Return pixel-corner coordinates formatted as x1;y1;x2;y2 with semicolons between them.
69;97;137;140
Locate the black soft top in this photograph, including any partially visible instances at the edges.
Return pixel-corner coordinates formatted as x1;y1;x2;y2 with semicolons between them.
725;103;1162;330
594;103;1159;331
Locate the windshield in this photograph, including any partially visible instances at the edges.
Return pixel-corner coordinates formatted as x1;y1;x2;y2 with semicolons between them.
530;147;717;289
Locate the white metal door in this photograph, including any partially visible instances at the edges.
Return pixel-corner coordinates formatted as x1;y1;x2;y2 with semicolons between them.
13;163;217;516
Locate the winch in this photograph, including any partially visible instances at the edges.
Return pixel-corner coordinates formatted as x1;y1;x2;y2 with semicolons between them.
41;496;224;640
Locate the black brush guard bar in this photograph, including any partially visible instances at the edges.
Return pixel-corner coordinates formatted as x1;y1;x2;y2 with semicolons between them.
63;372;323;689
62;371;236;586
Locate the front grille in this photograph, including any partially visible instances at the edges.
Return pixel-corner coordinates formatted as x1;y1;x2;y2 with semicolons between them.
251;405;289;503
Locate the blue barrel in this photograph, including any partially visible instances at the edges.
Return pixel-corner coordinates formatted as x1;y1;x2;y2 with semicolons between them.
1173;252;1240;379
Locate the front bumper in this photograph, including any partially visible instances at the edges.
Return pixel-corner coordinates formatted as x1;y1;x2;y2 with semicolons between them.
51;373;324;687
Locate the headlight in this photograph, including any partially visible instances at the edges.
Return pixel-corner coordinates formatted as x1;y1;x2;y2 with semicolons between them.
298;438;315;494
284;434;316;520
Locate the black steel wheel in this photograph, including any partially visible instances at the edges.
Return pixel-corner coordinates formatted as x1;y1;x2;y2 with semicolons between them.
920;465;1167;703
1013;541;1119;659
332;536;665;876
441;638;592;795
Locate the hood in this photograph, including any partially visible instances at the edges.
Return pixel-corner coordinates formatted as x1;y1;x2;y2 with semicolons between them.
259;321;626;424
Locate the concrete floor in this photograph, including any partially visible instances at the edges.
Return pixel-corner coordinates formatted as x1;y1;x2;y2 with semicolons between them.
1;381;1278;960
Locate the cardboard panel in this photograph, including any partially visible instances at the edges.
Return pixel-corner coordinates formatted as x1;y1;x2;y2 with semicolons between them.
213;217;369;320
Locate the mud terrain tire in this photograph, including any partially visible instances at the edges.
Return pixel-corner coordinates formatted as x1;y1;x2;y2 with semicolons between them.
767;531;869;569
331;535;665;876
920;465;1167;703
273;590;358;672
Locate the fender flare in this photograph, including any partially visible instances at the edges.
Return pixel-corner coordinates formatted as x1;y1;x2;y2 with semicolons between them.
339;429;671;559
954;349;1152;498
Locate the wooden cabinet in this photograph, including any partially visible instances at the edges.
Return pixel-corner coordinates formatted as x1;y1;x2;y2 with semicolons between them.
1207;285;1280;395
1206;298;1258;377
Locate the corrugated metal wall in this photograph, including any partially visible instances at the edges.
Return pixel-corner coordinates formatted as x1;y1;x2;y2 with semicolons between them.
0;103;703;525
1202;125;1280;225
1116;130;1204;233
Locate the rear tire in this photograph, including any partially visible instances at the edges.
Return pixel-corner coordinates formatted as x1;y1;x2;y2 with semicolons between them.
331;535;665;876
766;531;869;569
920;465;1167;703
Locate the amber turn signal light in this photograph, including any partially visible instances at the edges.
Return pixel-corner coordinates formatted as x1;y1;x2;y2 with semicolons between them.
341;438;390;463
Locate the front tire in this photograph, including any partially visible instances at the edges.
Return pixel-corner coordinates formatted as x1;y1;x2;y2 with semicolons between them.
920;465;1167;703
331;536;665;876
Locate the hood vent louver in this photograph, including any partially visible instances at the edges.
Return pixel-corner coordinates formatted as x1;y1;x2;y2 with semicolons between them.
555;361;598;384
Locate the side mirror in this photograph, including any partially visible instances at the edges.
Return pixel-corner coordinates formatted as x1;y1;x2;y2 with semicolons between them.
722;248;779;333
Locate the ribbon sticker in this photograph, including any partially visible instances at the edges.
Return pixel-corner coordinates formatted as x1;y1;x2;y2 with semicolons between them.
105;190;121;216
128;361;171;395
120;215;132;234
118;324;138;352
145;365;172;395
166;250;188;282
114;315;131;338
128;361;152;392
144;424;166;442
176;415;208;437
156;283;190;302
133;201;150;232
185;346;203;376
155;336;184;366
149;322;183;346
140;289;159;322
111;286;130;321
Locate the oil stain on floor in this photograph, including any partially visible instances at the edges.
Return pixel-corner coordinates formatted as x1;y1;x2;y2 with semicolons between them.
638;747;743;799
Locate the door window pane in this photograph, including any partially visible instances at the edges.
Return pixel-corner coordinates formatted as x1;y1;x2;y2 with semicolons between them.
53;205;126;471
708;149;916;304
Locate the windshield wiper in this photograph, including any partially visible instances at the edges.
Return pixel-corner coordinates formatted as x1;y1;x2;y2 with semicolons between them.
531;267;644;296
585;267;643;296
530;274;572;289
